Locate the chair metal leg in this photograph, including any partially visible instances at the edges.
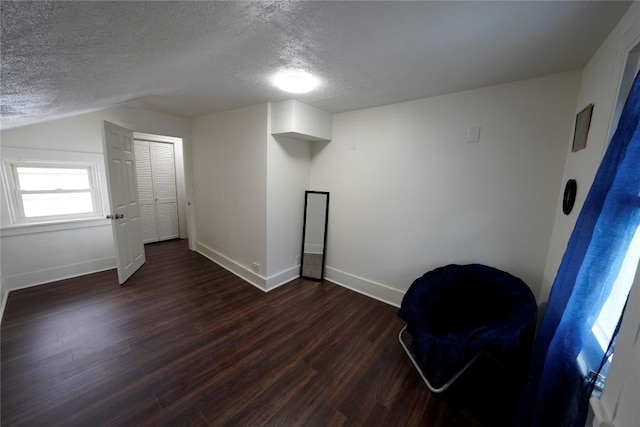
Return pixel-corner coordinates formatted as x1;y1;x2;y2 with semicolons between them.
398;324;481;393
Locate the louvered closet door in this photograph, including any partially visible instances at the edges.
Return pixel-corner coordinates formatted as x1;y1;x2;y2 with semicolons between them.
151;142;179;241
134;141;158;243
134;140;179;243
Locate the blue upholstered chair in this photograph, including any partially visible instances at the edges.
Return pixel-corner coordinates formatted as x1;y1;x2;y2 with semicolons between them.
398;264;537;393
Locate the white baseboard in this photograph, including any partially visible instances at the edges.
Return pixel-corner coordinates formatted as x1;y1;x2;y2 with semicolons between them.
266;265;299;291
325;266;405;308
195;242;300;292
3;257;117;293
195;241;267;291
191;246;405;307
0;287;8;324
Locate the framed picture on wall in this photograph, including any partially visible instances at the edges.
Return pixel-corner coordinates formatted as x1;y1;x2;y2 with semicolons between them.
572;103;594;152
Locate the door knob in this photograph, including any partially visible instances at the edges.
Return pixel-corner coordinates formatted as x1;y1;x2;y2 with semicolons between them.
106;214;124;220
106;214;114;219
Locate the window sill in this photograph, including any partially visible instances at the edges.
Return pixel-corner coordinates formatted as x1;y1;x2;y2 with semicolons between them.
0;217;110;237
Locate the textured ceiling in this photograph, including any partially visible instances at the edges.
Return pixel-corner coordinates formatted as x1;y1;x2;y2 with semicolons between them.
0;1;632;129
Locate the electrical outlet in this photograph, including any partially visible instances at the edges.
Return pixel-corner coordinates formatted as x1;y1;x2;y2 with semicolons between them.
252;262;260;274
295;254;301;265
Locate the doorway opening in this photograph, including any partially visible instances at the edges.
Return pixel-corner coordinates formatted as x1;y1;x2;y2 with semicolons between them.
133;132;189;245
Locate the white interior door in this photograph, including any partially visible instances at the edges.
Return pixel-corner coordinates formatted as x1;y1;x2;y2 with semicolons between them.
102;121;146;284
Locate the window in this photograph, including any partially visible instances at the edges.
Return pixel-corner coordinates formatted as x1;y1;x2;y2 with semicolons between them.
579;224;640;390
585;41;640;386
3;161;103;224
592;225;640;352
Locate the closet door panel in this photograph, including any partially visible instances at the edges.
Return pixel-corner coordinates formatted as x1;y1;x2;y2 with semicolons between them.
140;204;159;243
135;140;179;243
151;142;179;240
152;143;178;204
156;202;179;240
134;141;158;243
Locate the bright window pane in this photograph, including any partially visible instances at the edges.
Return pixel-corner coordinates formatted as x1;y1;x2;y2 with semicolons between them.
22;193;94;217
592;225;640;350
16;167;90;191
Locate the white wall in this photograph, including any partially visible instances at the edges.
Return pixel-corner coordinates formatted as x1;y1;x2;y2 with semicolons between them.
192;104;269;288
266;105;312;289
191;103;318;291
0;106;193;292
310;71;581;306
1;225;115;288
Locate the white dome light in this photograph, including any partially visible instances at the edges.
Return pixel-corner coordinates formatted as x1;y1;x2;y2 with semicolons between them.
273;70;319;94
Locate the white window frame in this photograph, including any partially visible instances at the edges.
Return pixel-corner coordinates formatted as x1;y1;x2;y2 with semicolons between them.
2;159;104;225
5;160;102;224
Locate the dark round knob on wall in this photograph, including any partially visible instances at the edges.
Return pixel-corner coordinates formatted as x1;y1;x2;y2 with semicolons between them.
563;179;577;215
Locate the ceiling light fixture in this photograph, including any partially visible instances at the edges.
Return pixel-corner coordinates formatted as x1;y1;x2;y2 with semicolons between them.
272;70;319;94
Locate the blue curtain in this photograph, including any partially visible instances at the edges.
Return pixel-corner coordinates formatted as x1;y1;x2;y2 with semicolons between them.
517;70;640;426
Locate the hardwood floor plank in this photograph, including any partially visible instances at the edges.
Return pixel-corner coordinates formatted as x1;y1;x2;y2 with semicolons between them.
150;350;274;426
2;349;143;425
205;361;318;426
2;239;493;426
106;395;165;427
261;373;349;427
330;382;391;426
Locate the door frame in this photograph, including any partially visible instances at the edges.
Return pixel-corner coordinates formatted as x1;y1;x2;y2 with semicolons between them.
133;132;190;244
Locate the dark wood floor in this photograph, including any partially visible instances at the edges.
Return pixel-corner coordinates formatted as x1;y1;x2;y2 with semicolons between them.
2;239;495;426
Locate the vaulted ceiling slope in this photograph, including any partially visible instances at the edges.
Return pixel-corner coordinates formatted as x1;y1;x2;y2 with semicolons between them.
0;1;632;129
